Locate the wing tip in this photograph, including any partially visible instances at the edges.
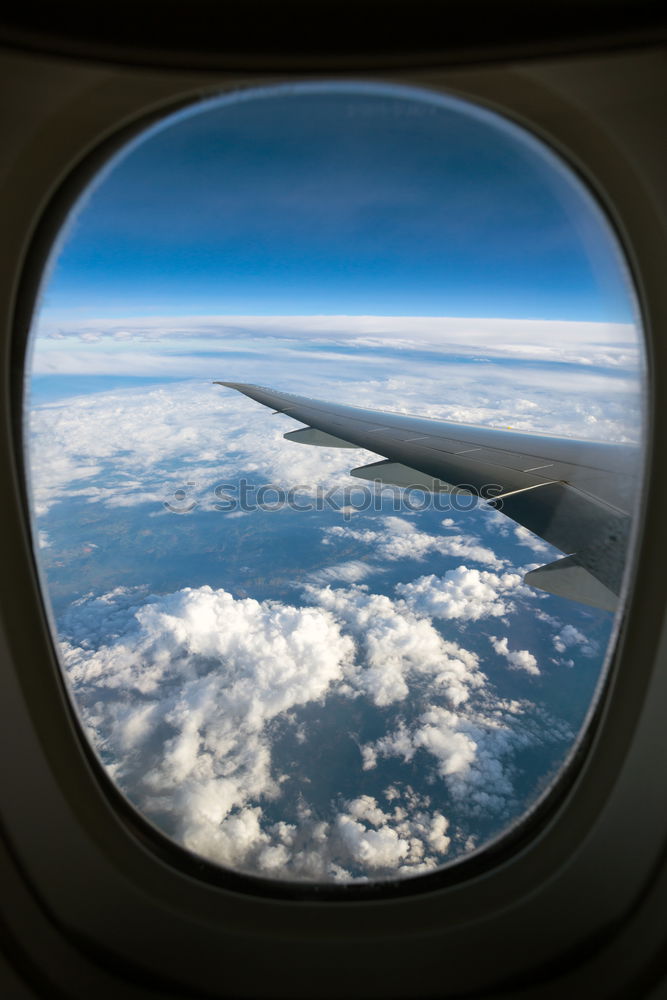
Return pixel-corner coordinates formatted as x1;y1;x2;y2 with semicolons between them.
524;555;618;612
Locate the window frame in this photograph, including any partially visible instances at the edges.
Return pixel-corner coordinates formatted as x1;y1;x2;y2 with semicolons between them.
1;44;666;998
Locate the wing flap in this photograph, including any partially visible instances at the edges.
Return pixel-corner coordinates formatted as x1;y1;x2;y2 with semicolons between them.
498;481;629;592
284;427;358;448
350;459;459;493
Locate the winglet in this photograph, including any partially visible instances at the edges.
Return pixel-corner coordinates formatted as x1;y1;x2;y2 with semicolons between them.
524;555;617;612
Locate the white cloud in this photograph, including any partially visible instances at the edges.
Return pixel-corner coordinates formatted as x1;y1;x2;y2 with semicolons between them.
34;313;640;374
489;635;540;675
58;568;558;879
28;305;644;522
58;563;547;878
324;517;505;570
183;786;456;882
397;566;529;621
331;793;452;875
336;814;410;870
61;584;355;867
57;579;482;879
362;699;571;816
552;623;598;658
513;525;552;555
27;380;377;514
308;583;485;708
308;560;377;585
64;584;353;704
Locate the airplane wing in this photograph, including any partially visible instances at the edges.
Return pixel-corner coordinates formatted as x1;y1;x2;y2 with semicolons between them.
215;382;640;611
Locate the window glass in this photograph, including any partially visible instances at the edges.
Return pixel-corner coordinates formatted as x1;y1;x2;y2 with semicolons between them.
26;83;645;885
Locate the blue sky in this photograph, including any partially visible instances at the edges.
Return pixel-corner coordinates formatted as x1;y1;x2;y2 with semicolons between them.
40;83;635;325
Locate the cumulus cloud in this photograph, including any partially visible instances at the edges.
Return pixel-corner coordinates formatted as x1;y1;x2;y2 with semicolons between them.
362;698;572;816
396;566;530;621
184;788;454;881
309;583;485;707
335;794;451;873
61;577;484;880
57;559;553;880
62;584;354;864
489;635;540;675
552;623;598;658
57;566;565;880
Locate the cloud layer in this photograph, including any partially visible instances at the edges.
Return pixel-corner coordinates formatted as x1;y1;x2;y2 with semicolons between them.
28;330;627;881
28;346;642;523
58;555;580;881
35;313;641;372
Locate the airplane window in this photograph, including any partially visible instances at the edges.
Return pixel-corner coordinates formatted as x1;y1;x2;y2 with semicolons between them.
24;82;645;887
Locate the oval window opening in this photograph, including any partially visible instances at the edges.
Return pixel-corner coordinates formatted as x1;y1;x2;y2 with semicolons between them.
25;82;646;886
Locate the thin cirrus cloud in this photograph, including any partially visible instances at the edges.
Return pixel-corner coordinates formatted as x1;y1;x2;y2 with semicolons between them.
33;314;640;372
